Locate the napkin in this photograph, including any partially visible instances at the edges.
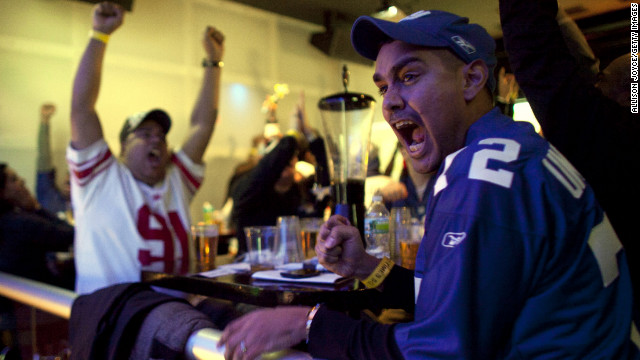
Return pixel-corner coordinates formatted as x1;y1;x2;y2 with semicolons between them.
198;262;250;278
251;269;344;284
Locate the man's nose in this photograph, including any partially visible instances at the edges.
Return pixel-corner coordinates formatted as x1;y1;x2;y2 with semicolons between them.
149;133;166;143
382;88;404;113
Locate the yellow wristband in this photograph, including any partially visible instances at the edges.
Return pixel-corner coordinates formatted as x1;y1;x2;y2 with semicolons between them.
361;256;394;289
89;29;110;44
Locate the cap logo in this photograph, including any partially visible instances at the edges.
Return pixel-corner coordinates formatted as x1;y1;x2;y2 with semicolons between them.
451;35;476;55
400;10;431;22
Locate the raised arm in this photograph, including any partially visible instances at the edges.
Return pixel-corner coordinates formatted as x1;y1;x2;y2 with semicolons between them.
70;2;124;150
180;26;225;163
556;7;600;84
38;103;56;171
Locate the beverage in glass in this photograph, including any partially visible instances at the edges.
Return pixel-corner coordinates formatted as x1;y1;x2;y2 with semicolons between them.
300;217;323;259
400;240;420;270
191;222;219;272
245;226;278;271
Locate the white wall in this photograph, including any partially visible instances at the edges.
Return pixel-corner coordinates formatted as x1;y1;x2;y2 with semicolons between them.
0;0;396;223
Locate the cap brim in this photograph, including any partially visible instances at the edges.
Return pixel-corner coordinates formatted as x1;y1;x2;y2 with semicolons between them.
351;16;449;61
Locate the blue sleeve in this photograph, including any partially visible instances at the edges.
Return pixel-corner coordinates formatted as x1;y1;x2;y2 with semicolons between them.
36;169;67;215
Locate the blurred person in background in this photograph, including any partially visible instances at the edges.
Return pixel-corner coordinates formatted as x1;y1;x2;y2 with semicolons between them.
383;144;434;221
0;163;74;360
0;163;74;287
36;103;73;223
230;92;329;256
67;1;224;294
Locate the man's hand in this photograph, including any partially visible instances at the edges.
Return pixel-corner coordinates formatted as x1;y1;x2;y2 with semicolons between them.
316;215;378;279
92;2;124;35
379;180;408;203
218;306;309;360
203;26;224;62
40;103;56;124
497;67;519;104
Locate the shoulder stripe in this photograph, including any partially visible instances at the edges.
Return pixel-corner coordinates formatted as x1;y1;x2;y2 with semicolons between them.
73;159;112;188
171;154;202;192
68;148;113;186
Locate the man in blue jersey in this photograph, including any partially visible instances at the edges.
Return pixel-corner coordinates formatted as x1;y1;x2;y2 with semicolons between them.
218;10;640;359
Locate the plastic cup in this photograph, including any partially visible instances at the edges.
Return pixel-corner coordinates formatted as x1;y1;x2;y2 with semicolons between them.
390;207;412;264
400;239;420;270
276;216;305;265
244;226;278;271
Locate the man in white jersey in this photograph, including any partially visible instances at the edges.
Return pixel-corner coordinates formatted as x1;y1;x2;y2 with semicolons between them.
67;1;224;294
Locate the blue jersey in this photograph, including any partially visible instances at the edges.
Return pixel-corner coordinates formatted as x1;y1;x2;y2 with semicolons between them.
394;108;637;358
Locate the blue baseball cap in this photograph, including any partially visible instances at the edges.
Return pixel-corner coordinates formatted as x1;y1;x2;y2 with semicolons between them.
351;10;497;92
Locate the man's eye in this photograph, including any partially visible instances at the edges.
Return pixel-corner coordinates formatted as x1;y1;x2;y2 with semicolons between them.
378;86;388;96
402;73;417;82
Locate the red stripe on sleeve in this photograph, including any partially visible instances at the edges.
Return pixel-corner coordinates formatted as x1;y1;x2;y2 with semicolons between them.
70;149;113;185
171;154;202;191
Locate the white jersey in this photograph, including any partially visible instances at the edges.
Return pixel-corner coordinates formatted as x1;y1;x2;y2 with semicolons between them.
67;139;203;294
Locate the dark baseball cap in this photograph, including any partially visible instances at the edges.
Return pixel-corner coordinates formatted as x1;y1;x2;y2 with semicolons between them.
351;10;497;92
119;109;171;144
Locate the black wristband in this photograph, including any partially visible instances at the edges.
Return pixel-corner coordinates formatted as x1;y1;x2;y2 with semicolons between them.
202;58;224;68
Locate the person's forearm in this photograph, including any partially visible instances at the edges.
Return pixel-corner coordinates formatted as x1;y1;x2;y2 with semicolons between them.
499;0;576;102
557;7;600;84
181;65;220;162
379;265;416;312
308;306;404;359
70;39;106;148
309;138;330;186
192;66;220;127
37;121;53;171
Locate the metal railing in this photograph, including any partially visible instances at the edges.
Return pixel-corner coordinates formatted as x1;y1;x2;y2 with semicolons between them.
0;272;310;360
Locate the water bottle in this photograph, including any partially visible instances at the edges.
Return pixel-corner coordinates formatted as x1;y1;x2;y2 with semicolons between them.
364;192;390;258
203;201;215;224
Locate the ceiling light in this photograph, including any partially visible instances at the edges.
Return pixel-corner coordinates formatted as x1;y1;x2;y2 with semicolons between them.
373;1;406;22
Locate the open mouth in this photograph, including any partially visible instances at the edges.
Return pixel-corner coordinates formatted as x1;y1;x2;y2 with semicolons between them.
394;120;425;154
148;149;162;165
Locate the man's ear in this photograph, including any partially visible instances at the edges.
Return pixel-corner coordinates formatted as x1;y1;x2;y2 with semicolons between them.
462;59;489;101
120;141;127;157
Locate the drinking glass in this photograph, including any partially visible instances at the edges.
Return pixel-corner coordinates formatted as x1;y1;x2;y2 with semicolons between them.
191;222;219;272
276;216;305;264
244;226;278;271
299;217;323;259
